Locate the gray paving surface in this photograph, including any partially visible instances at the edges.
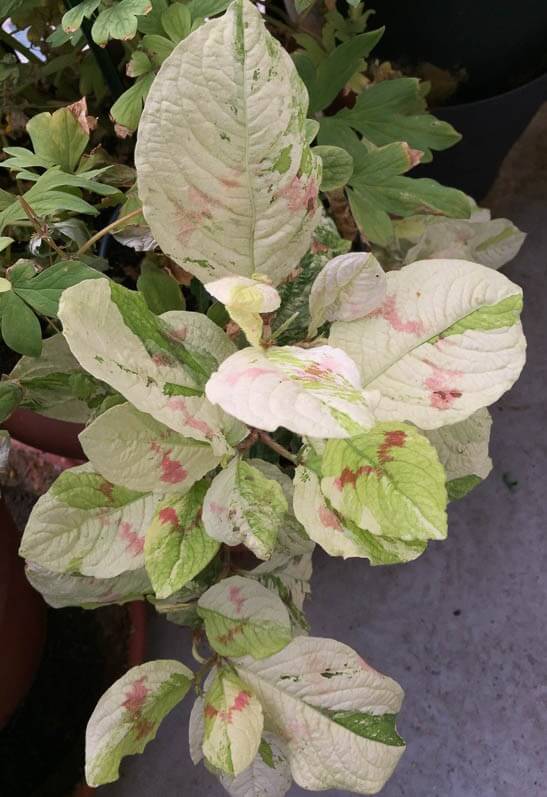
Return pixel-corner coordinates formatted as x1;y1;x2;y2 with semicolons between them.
101;109;547;797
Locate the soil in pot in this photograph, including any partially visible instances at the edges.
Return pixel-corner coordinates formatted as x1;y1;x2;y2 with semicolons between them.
0;603;138;797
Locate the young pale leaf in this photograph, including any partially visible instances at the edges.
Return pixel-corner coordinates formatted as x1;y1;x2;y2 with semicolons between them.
25;562;151;609
234;636;405;794
220;733;292;797
91;0;153;46
308;252;386;336
329;259;526;429
203;668;263;776
202;458;288;560
13;259;103;317
85;660;192;786
144;480;220;598
320;422;447;541
27;107;89;173
9;333;110;423
205;276;281;347
423;408;493;501
137;259;184;314
314;145;354;191
19;464;159;577
59;279;238;453
206;345;378;438
135;0;321;285
1;292;42;357
197;575;292;659
79;402;221;494
293;466;426;564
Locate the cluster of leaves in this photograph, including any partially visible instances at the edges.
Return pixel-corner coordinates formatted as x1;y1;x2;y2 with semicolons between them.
0;1;528;796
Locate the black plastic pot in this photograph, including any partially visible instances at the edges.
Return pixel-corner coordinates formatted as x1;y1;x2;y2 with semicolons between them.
416;72;547;200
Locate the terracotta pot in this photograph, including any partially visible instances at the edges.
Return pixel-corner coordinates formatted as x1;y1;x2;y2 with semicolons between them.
0;498;47;730
3;409;85;461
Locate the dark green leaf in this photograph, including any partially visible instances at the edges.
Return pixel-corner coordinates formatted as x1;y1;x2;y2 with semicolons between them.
137;258;185;314
347;186;393;246
0;292;42;357
14;260;104;317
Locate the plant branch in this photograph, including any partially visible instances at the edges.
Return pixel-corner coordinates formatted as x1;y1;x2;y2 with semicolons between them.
257;431;297;464
0;29;43;65
76;208;143;256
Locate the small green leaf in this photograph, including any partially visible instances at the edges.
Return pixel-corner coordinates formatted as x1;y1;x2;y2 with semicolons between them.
161;3;191;42
0;236;13;253
0;292;42;357
126;49;153;78
142;33;175;66
27;106;89;173
314;145;354;191
62;0;101;33
137;258;185;314
110;73;155;133
304;118;320;145
92;0;153;46
0;380;23;423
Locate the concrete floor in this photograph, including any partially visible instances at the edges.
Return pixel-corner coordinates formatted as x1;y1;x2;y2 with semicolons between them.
101;106;546;797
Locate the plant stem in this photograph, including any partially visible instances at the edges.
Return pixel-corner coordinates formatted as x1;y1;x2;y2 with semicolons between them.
0;29;43;65
76;208;142;256
271;310;299;341
257;431;297;464
18;197;66;258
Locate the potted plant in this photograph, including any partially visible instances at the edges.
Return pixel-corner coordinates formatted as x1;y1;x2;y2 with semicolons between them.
1;0;528;794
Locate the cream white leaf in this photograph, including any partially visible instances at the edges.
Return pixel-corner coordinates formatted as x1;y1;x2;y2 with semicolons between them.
220;733;292;797
205;276;281;346
329;258;526;429
135;0;321;285
19;463;159;578
206;345;379;438
308;252;386;336
79;402;221;494
234;636;405;794
85;660;192;786
25;562;151;608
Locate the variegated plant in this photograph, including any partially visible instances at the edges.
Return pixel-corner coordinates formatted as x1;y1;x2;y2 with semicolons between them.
17;1;526;795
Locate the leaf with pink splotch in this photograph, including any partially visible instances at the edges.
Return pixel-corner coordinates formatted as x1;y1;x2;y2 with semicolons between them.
19;463;160;578
330;258;525;429
25;562;152;609
144;480;220;598
135;0;320;286
205;276;281;347
233;636;405;794
206;345;379;439
197;575;292;659
85;660;192;786
292;465;426;564
320;423;447;543
202;667;263;776
79;403;221;494
202;457;288;560
59;278;242;455
308;252;386;336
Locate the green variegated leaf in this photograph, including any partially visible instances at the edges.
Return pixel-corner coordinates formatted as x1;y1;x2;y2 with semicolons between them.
135;0;321;285
233;636;405;794
202;458;288;559
19;464;159;577
320;423;447;541
423;408;493;500
25;562;152;608
85;660;192;786
206;345;378;438
308;252;386;336
293;466;426;563
144;480;220;598
329;259;526;428
9;334;112;423
220;733;292;797
197;575;292;658
59;279;241;454
79;403;221;493
203;668;263;776
205;276;281;347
